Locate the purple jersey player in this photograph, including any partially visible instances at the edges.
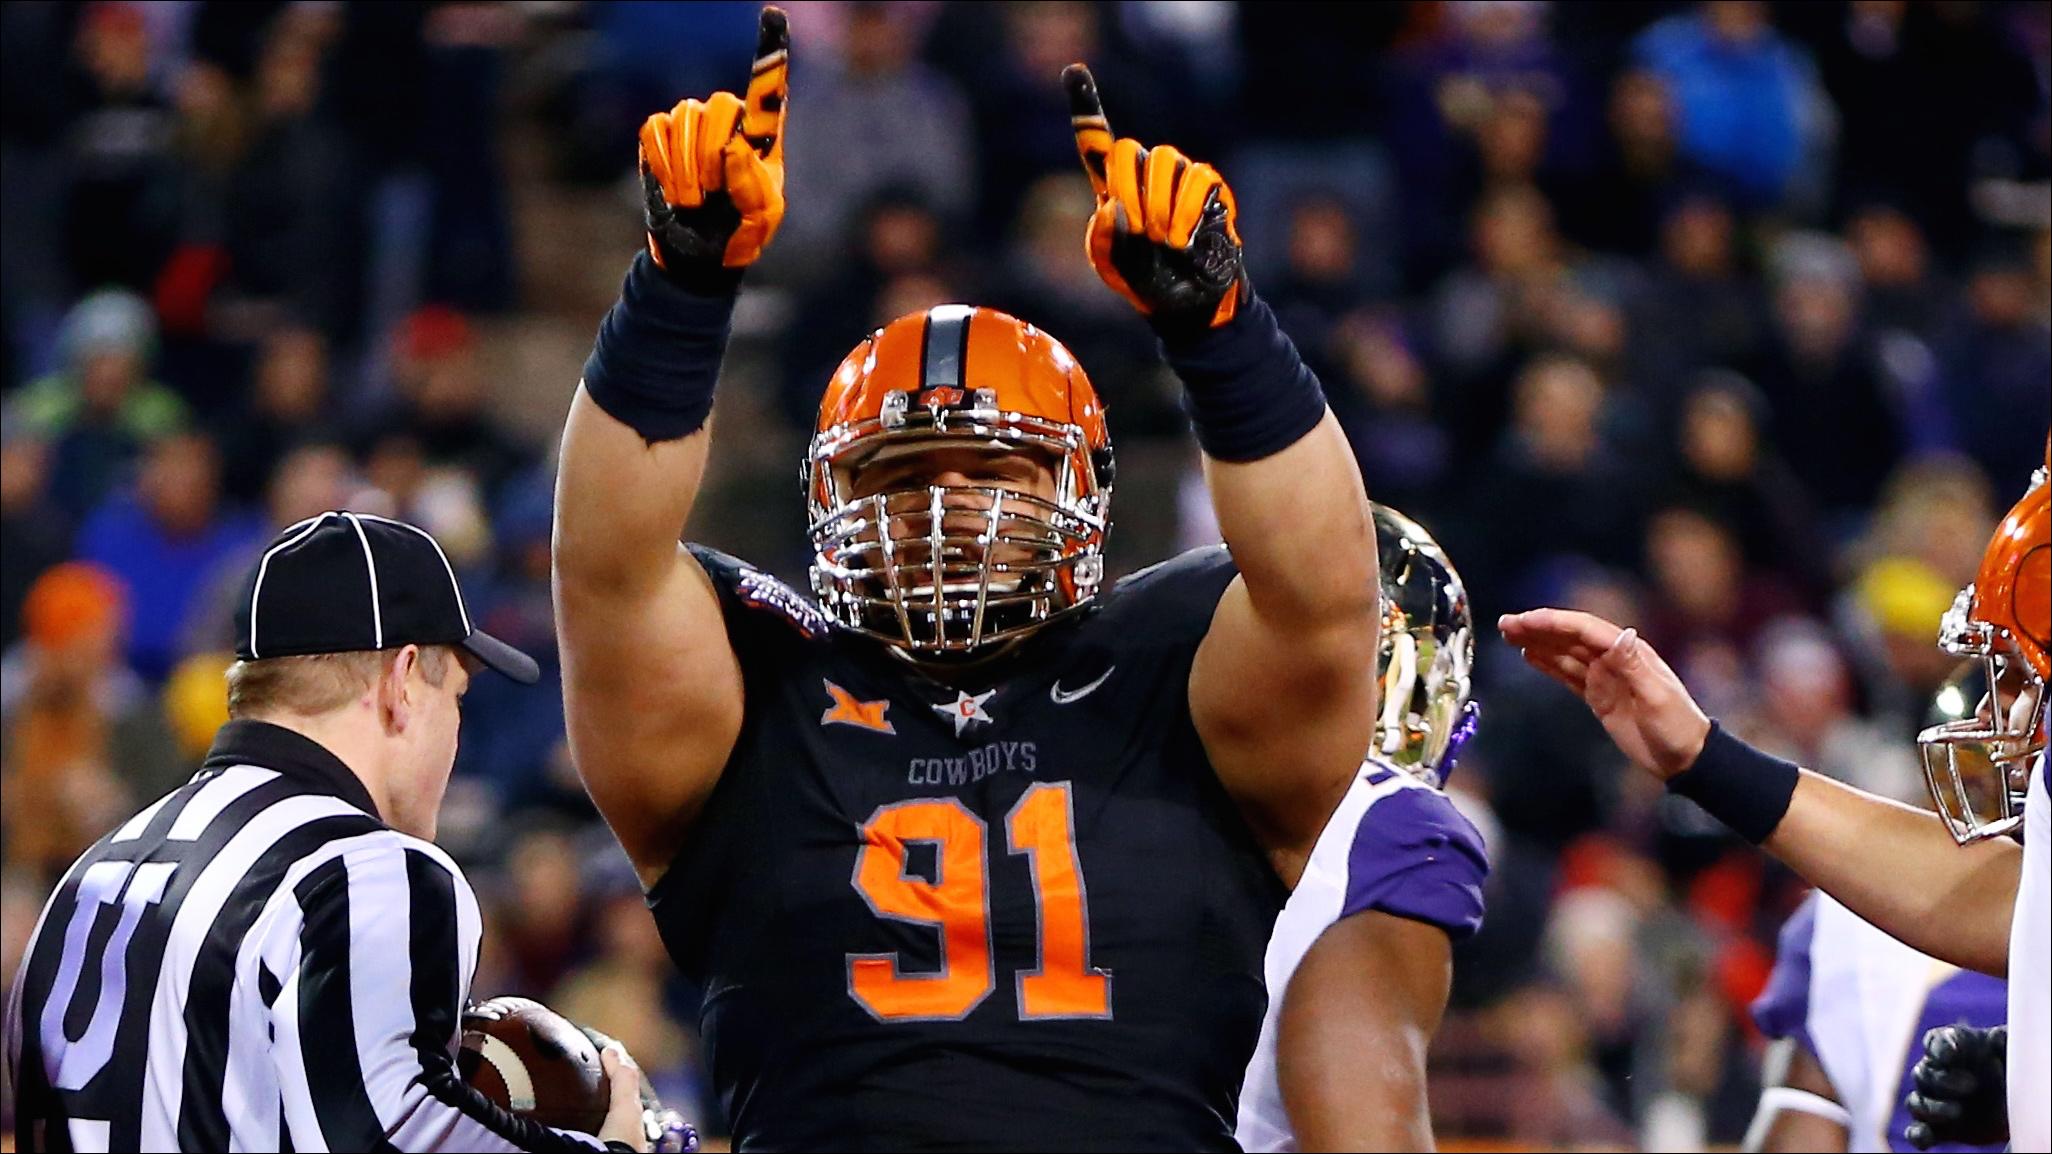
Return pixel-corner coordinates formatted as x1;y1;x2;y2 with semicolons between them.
1748;891;2007;1153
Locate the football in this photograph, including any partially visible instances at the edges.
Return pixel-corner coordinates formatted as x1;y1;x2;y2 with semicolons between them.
458;996;611;1133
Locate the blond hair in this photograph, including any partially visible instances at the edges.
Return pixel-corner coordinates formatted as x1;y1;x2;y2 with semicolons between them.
225;646;453;719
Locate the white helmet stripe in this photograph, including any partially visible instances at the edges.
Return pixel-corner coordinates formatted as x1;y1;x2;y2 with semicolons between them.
921;304;975;391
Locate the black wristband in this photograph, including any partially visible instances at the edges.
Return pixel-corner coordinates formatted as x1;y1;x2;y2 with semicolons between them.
1157;291;1328;463
581;251;737;444
1667;721;1801;844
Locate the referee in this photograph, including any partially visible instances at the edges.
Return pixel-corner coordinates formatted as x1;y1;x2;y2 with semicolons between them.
3;512;648;1153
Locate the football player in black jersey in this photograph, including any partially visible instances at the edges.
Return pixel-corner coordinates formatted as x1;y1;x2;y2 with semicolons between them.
552;10;1382;1149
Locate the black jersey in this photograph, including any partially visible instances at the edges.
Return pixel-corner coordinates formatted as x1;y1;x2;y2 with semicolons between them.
648;544;1287;1151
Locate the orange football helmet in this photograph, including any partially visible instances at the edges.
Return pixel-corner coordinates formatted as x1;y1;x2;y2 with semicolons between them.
804;305;1114;654
1918;441;2049;843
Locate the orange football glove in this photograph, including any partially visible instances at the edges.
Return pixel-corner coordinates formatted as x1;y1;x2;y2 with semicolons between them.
639;6;789;285
1065;64;1247;331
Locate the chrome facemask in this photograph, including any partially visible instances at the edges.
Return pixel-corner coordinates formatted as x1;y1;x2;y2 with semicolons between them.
805;390;1111;655
1372;505;1478;787
1917;589;2045;844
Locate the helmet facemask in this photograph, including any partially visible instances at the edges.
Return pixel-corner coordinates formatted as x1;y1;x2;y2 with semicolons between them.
807;395;1111;655
1917;587;2047;844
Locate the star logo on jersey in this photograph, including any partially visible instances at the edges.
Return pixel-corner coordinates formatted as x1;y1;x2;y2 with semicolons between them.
821;680;894;734
934;688;997;737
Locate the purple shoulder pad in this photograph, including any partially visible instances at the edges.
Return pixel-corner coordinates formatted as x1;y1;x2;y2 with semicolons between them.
1341;780;1491;939
1751;893;1820;1054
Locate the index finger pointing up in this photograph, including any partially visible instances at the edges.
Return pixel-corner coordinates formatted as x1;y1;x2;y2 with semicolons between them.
1063;63;1112;198
741;6;790;161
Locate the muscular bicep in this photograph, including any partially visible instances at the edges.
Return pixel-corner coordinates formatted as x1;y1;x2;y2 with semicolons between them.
1191;575;1378;860
1752;1040;1849;1153
557;542;741;885
555;541;742;887
555;389;745;885
1276;910;1451;1153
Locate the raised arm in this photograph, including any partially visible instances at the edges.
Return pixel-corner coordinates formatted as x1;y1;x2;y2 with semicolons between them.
554;8;788;885
1500;609;2020;975
1064;66;1379;856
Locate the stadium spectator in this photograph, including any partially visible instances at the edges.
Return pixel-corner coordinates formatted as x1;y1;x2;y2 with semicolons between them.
15;289;187;517
1846;201;1950;338
1465;355;1644;599
1838;454;2000;719
1749;616;1921;802
1558;69;1688;256
358;305;535;503
210;11;356;343
934;1;1127;238
553;867;713;1129
1429;184;1581;454
1661;371;1822;593
1628;193;1766;407
1939;240;2052;490
212;324;337;503
1807;0;2046;249
1266;195;1380;385
0;562;179;879
74;430;262;681
1384;0;1589;281
1640;504;1803;693
1328;310;1454;522
60;3;182;295
454;469;575;813
0;409;71;651
496;821;591;998
1751;234;1902;523
779;1;973;260
1631;2;1828;211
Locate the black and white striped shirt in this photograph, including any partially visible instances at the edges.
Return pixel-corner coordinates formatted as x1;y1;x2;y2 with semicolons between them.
2;721;611;1153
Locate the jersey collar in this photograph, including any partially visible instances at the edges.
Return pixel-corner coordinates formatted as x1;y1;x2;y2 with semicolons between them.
201;719;384;822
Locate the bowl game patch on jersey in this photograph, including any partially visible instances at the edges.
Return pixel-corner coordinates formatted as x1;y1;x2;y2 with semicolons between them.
733;564;831;638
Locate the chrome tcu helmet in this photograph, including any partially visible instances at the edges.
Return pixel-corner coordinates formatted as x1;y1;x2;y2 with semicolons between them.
1372;504;1477;786
804;305;1114;655
1917;450;2049;843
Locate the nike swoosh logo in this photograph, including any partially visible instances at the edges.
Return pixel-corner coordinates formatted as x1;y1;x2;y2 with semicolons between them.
1050;666;1115;704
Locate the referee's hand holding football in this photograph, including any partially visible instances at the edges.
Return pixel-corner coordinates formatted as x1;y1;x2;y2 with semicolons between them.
597;1046;651;1152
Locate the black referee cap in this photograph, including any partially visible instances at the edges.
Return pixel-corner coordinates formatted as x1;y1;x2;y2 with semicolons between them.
234;511;539;684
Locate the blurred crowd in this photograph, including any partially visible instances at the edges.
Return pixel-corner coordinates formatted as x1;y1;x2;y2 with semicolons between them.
2;1;2048;1147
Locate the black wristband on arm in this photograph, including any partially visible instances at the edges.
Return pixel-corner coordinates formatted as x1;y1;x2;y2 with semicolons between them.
1667;721;1802;844
1156;291;1328;462
581;251;737;444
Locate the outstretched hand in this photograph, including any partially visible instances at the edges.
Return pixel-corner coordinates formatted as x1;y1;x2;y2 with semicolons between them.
1498;608;1711;778
1062;63;1247;331
638;6;790;282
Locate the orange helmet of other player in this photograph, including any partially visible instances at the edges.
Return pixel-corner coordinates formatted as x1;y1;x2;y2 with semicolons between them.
804;305;1114;655
1918;441;2049;843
